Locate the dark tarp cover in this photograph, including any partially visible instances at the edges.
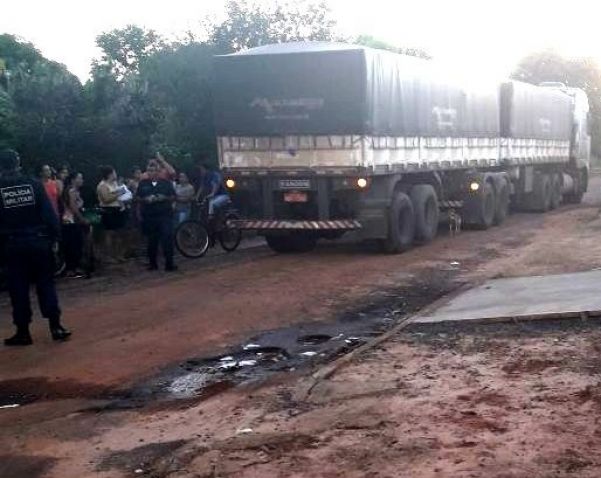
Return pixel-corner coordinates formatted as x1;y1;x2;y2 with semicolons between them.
213;42;500;138
213;44;366;136
362;48;499;137
216;42;577;139
500;81;572;140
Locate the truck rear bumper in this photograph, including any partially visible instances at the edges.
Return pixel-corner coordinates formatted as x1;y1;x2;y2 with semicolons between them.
227;219;362;231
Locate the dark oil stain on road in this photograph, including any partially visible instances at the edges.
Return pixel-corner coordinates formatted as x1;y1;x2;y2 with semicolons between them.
112;267;462;409
0;377;123;407
0;454;57;478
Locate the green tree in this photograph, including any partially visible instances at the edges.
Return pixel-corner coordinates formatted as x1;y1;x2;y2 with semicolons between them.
94;25;166;80
207;0;338;52
0;0;343;177
0;58;16;148
354;34;431;59
80;26;168;175
140;43;219;168
0;34;84;172
512;50;601;155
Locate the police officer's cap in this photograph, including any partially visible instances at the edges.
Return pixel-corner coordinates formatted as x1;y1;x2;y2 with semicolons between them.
0;149;20;171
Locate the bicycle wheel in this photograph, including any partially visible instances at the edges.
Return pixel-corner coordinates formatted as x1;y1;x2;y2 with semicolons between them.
175;220;210;258
218;212;242;252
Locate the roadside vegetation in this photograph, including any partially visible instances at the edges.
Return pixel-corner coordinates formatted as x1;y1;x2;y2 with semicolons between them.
1;0;600;180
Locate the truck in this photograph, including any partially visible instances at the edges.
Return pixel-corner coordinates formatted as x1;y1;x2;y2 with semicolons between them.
213;42;591;253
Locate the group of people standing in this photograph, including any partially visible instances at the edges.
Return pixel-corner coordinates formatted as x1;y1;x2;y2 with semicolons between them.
37;154;229;276
0;148;231;347
39;164;90;278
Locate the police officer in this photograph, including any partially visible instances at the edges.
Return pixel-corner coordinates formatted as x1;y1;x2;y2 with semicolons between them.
136;161;177;271
0;149;71;346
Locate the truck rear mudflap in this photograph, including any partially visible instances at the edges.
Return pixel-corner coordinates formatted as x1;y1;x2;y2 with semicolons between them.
227;219;362;231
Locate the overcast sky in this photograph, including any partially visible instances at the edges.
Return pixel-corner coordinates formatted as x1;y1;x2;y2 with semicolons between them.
1;0;599;81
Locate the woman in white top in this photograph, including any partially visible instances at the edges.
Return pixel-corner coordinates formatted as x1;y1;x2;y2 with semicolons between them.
175;172;196;224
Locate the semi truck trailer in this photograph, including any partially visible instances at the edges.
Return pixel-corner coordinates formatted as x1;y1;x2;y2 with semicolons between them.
213;42;591;253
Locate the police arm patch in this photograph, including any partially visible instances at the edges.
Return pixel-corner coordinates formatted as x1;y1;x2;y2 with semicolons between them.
1;185;36;208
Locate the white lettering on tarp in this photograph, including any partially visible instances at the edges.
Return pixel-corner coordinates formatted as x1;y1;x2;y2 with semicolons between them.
250;97;325;120
1;185;36;208
432;106;458;132
539;118;552;134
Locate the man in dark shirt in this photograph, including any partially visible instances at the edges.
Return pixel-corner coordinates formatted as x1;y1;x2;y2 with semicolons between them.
0;149;71;346
136;162;177;271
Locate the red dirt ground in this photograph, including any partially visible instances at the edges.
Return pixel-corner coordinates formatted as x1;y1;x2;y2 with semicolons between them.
2;177;601;477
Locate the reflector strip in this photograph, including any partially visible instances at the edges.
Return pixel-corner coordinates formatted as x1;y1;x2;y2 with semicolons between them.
228;219;362;231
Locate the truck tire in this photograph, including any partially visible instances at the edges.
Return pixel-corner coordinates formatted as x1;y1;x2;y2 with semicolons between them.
493;179;510;225
565;190;584;204
410;185;439;243
266;234;317;253
565;169;587;204
468;181;496;230
533;173;552;212
381;191;415;253
550;174;562;210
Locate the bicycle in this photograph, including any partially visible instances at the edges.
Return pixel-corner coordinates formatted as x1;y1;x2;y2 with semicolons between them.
175;198;242;258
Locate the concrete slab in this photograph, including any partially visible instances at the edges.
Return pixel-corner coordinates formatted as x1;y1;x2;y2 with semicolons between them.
412;270;601;325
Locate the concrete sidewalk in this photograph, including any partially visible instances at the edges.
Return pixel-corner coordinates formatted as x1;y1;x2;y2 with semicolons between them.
412;269;601;325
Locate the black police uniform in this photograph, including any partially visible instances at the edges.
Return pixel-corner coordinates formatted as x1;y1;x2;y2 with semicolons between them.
136;178;176;270
0;170;67;344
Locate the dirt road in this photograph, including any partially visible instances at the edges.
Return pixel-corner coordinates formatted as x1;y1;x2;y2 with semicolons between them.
2;177;601;477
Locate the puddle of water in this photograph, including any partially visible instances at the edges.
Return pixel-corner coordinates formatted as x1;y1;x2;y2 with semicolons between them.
297;334;332;346
243;343;261;350
167;372;211;398
251;346;290;360
238;360;257;367
146;323;382;404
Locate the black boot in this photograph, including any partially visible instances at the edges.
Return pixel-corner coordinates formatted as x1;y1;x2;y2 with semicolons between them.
49;319;72;342
4;326;33;346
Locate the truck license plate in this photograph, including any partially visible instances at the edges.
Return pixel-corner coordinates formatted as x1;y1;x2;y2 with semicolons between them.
279;179;311;190
284;192;308;203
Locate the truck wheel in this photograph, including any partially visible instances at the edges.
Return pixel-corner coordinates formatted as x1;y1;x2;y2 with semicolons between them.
381;191;415;253
493;180;510;225
565;190;584;204
266;234;317;253
410;185;439;243
469;181;496;230
550;174;562;210
565;169;587;204
533;173;552;212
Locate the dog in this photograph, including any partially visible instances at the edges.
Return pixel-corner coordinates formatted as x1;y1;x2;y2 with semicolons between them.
448;208;462;236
